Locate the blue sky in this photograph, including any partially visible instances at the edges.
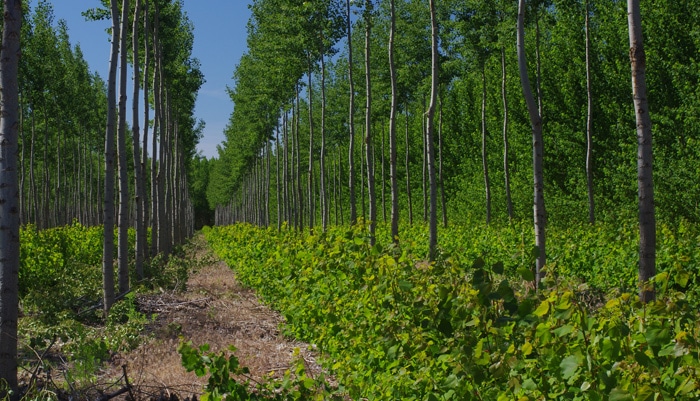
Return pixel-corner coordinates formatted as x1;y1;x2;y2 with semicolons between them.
49;0;254;159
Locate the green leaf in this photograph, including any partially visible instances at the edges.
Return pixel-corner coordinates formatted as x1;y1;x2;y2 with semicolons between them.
609;388;633;401
522;378;537;391
533;300;550;317
560;355;580;380
518;268;535;281
492;261;504;275
645;327;671;347
398;279;413;291
553;324;574;337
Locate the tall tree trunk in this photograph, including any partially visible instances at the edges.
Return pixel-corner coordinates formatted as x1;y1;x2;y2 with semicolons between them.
103;0;120;314
276;121;281;230
0;0;21;395
427;0;439;259
422;96;427;223
132;0;144;280
502;46;513;221
439;97;447;227
585;0;594;224
381;124;386;223
347;0;357;225
364;0;376;244
389;0;399;241
117;0;130;295
142;0;150;259
307;58;315;233
150;7;160;258
628;0;655;303
518;0;546;287
405;109;413;225
30;115;37;225
481;66;491;224
320;51;327;231
283;111;289;225
295;84;303;231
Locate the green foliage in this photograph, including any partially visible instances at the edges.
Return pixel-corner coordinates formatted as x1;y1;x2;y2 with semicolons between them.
205;222;700;400
20;223;104;320
178;341;343;401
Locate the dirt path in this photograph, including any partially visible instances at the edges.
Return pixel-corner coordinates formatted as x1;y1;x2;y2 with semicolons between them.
106;234;324;399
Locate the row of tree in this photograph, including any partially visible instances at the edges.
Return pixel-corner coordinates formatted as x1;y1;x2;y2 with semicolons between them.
204;0;691;298
0;0;204;396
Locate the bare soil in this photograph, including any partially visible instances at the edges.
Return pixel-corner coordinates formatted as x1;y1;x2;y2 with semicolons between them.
102;233;325;400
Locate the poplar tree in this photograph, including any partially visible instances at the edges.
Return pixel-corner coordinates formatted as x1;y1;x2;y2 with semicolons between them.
0;0;21;395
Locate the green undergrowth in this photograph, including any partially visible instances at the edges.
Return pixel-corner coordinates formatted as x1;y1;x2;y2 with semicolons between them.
204;221;700;400
18;222;195;388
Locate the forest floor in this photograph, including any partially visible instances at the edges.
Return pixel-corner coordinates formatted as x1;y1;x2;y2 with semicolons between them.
100;233;326;400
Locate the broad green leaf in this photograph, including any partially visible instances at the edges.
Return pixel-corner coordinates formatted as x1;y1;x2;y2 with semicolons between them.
533;300;550;317
609;388;633;401
560;355;580;379
553;324;574;337
518;267;535;281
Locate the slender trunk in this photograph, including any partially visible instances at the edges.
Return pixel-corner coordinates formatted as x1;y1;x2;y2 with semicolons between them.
422;96;427;223
585;0;595;224
307;59;315;233
389;0;398;242
132;0;144;280
19;97;24;226
347;0;357;225
439;97;446;227
320;51;327;231
30;115;37;225
276;121;281;230
117;0;130;295
295;84;303;231
381;124;386;223
405;109;413;225
517;0;546;286
266;139;271;227
361;124;366;220
502;47;513;220
142;0;150;257
150;7;160;257
365;0;376;244
0;0;22;394
628;0;655;303
481;66;491;224
338;147;344;225
283;111;289;225
103;0;120;314
427;0;439;259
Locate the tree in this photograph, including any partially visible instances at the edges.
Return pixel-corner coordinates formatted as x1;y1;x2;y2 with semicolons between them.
102;0;120;314
517;0;546;286
0;0;22;396
426;0;438;259
628;0;655;303
117;0;130;295
388;0;399;242
132;0;146;279
346;0;357;225
584;0;594;224
364;0;377;244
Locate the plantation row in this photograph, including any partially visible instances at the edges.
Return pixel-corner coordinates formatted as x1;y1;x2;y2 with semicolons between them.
18;223;187;386
204;222;700;400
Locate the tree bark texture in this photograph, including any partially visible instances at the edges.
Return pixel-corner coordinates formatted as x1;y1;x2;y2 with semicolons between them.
0;0;22;395
518;0;546;286
628;0;656;303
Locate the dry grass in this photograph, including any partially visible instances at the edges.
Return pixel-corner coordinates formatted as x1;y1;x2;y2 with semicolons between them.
103;234;325;400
